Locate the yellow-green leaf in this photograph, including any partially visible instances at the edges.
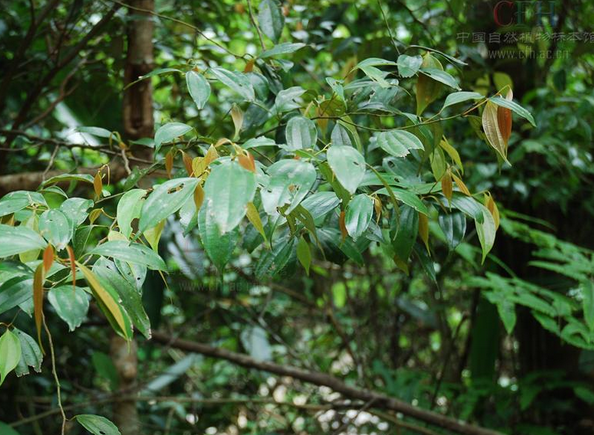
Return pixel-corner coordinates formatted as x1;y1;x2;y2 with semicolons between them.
77;262;131;340
482;100;508;162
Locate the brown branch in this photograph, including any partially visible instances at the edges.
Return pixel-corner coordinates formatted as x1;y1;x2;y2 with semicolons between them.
10;394;438;434
0;0;61;113
0;162;128;196
1;3;121;151
149;331;504;435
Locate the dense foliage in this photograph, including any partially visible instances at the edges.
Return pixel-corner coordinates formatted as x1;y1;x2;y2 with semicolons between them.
1;1;594;434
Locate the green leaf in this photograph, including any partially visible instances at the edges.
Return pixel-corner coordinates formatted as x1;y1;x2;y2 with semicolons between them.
397;54;422;78
327;146;366;195
331;123;353;147
60;198;93;227
48;286;90;331
345;194;373;239
375;188;428;215
582;280;594;332
489;96;536;126
0;224;47;258
301;192;340;222
0;329;21;386
210;68;255;101
39;209;73;251
89;241;166;271
0;277;34;315
574;386;594;405
442;91;484;110
117;189;146;238
198;203;240;271
274;87;306;113
419;68;460;90
186;70;210;110
75;126;114;139
318;228;364;266
296;236;311;275
255;237;296;280
260;43;306;59
138;178;199;234
285;116;317;150
261;160;316;215
154;122;193;153
359;65;391;88
416;54;443;115
0;191;47;217
497;299;516;334
475;204;496;263
14;328;42;377
76;414;121;435
408;45;467;66
257;0;285;43
450;195;484;223
356;58;397;69
243;136;276;149
438;211;467;250
41;173;95;187
393;206;419;263
93;260;151;339
0;422;21;435
203;160;256;233
91;351;119;391
376;130;424;158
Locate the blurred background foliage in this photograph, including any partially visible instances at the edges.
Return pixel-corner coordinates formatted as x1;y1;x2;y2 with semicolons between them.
1;0;594;434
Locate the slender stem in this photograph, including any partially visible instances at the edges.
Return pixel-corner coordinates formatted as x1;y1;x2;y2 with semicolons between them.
43;318;67;435
247;0;266;50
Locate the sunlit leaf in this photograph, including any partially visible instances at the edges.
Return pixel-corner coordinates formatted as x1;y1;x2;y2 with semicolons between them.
76;414;121;435
48;286;90;331
138;178;199;234
77;262;131;340
285;116;317;150
89;241;166;271
327;146;366;195
14;328;42;377
482;100;508;162
345;194;373;240
0;329;21;386
154;123;193;153
376;129;424;158
203;160;256;233
186;70;211;110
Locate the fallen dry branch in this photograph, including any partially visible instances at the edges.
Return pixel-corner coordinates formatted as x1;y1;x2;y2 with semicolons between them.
150;331;504;435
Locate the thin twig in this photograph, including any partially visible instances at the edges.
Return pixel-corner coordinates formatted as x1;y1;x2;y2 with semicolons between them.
247;0;266;50
43;319;67;435
106;0;243;58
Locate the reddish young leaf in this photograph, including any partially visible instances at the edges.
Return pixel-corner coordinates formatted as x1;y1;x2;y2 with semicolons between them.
33;263;45;353
182;151;193;176
42;245;54;273
497;89;513;146
441;169;453;202
238;152;256;173
165;151;174;179
339;210;348;241
485;193;501;230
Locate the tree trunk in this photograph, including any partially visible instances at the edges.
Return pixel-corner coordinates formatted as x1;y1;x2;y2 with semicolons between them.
111;1;155;433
